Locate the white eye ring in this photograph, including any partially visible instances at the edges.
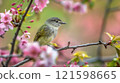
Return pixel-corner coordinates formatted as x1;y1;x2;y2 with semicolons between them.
56;21;59;23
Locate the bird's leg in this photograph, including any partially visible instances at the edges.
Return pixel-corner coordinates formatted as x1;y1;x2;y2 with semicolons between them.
49;42;59;47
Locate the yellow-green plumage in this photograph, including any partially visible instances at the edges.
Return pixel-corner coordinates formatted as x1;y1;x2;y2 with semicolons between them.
34;17;66;46
34;24;55;45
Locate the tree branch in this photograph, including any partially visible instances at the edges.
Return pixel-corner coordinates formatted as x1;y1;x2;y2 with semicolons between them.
4;0;33;67
97;0;113;62
0;55;22;58
57;41;108;53
12;58;31;67
110;7;120;12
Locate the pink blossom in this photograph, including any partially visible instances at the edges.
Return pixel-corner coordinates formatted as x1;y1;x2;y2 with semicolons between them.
23;0;25;3
0;50;9;62
72;2;81;12
0;10;12;23
11;3;16;6
61;0;73;12
10;7;18;15
18;31;30;49
0;49;9;55
19;9;22;11
0;24;5;35
67;61;70;64
85;62;88;64
70;62;79;67
2;22;13;31
30;20;34;23
34;0;49;12
32;5;41;13
63;64;67;67
10;57;19;65
73;2;87;14
19;40;28;49
70;63;79;67
17;5;20;8
20;32;30;40
27;26;31;28
79;3;87;14
34;46;58;67
23;42;41;59
20;4;23;7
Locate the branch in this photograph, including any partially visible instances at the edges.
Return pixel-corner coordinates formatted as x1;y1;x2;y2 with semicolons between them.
12;58;31;67
110;7;120;12
97;0;113;61
0;35;4;38
4;0;33;67
0;55;22;58
57;41;108;53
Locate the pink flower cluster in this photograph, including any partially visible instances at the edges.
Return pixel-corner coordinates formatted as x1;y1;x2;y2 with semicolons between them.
32;0;49;13
17;31;30;49
64;61;79;67
0;50;19;65
34;46;58;67
61;0;87;14
21;41;58;67
0;10;13;36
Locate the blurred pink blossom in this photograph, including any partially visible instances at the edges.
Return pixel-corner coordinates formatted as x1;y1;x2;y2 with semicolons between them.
79;3;87;14
73;2;88;14
32;5;41;13
0;50;9;62
21;32;30;40
0;10;12;23
61;0;87;14
61;0;73;12
17;5;20;8
2;22;13;31
10;7;18;15
34;46;58;67
10;57;19;65
18;31;30;49
33;0;49;13
11;3;16;6
70;63;79;67
0;24;5;35
30;20;34;23
23;42;41;59
19;40;28;49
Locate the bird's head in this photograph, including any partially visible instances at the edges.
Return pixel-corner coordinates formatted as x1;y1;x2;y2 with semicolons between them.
45;17;66;28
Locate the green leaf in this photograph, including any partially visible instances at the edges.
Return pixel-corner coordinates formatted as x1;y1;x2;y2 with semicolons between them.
107;61;117;67
81;0;89;3
115;47;120;57
89;1;94;8
71;56;80;63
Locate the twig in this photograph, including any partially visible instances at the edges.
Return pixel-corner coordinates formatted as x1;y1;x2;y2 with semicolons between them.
57;41;107;52
0;35;4;38
110;7;120;12
1;61;5;67
0;55;22;58
12;58;31;67
4;0;33;67
0;46;8;50
97;0;113;61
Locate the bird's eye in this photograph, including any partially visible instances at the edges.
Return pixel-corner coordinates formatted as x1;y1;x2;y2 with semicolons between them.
56;20;59;23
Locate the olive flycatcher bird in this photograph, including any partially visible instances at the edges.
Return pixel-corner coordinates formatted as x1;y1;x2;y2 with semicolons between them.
34;17;66;45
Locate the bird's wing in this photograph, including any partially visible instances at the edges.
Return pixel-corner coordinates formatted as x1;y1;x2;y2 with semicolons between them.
34;24;50;41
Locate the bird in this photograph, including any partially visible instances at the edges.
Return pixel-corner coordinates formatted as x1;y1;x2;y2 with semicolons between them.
34;17;66;45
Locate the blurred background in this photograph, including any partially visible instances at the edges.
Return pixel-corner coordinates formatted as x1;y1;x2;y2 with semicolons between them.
0;0;120;66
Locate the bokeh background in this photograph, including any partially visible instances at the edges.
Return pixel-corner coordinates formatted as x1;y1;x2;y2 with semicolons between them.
0;0;120;66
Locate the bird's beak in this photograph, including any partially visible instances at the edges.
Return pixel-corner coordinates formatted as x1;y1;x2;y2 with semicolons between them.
60;22;66;24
